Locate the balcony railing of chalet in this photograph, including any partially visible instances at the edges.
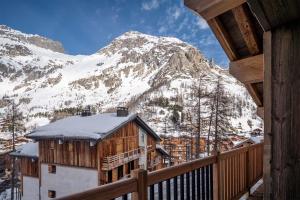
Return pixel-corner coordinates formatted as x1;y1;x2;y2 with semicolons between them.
58;143;263;200
102;148;142;170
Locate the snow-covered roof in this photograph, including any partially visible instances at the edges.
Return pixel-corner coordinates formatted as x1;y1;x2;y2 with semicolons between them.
26;113;160;141
10;142;38;158
233;136;263;148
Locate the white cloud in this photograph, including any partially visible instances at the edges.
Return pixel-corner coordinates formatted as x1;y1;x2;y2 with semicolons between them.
196;17;209;29
142;0;160;11
172;6;181;20
158;26;167;33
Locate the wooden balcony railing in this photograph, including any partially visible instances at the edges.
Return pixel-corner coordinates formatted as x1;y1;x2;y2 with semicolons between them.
58;143;263;200
102;148;142;170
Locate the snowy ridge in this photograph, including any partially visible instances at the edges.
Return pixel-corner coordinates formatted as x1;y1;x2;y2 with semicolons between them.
0;25;262;137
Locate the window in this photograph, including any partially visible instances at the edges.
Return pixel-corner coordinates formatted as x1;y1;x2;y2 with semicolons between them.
48;165;56;174
48;190;56;198
107;170;112;183
118;165;123;180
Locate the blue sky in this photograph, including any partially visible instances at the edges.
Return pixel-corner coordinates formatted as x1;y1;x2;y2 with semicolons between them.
0;0;228;66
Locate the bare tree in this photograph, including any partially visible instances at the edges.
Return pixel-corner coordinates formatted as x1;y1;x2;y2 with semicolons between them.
186;73;209;159
211;77;233;153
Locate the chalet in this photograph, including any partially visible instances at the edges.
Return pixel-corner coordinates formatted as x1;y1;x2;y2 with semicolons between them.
12;108;168;200
161;135;207;165
10;142;39;200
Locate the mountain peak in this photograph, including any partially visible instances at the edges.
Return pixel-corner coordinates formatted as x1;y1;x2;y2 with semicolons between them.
0;24;64;53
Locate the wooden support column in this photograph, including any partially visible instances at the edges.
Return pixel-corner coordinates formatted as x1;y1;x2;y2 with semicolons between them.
263;31;271;200
213;152;220;200
131;169;147;200
269;23;300;199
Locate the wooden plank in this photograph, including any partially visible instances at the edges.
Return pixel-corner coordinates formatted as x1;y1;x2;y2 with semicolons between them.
247;0;271;31
232;5;260;55
184;0;246;20
271;23;300;200
256;106;264;119
131;169;147;200
247;0;300;31
58;178;137;200
208;17;238;61
229;54;263;83
147;156;217;185
263;31;272;200
245;83;263;106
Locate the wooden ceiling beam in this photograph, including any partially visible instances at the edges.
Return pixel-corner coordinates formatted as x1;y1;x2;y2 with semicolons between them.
229;54;263;83
232;5;260;55
245;83;263;106
184;0;246;20
248;0;300;31
208;17;238;61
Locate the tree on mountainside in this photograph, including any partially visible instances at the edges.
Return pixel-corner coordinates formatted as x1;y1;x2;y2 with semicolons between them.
186;72;210;159
212;77;233;153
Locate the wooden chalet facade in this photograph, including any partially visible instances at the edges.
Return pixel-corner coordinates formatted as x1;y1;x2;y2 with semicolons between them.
12;108;168;200
185;0;300;199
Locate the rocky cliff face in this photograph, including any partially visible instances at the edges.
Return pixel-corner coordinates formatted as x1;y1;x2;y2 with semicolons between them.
0;25;262;135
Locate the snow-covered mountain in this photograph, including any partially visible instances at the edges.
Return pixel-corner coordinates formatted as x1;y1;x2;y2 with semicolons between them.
0;25;262;136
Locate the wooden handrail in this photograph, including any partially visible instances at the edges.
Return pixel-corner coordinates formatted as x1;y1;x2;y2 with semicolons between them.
57;142;264;200
147;155;216;185
58;178;137;200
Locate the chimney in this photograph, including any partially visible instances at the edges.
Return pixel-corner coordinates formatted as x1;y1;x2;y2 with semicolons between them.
116;107;128;117
81;105;92;117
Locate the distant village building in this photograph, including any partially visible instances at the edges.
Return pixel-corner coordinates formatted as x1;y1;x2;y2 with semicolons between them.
11;108;168;200
161;135;206;165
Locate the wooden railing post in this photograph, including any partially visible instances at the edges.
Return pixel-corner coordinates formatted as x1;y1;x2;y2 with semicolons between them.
246;147;251;194
131;168;147;200
213;152;220;200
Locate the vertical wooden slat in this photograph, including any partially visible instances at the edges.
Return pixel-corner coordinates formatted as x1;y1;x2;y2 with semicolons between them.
150;185;154;200
174;176;178;200
201;167;205;200
197;168;201;200
205;165;210;200
180;174;184;200
192;170;196;199
210;164;213;200
122;194;128;200
158;181;163;200
186;172;190;200
167;179;171;200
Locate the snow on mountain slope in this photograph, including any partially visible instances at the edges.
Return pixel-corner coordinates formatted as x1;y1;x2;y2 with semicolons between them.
0;25;262;136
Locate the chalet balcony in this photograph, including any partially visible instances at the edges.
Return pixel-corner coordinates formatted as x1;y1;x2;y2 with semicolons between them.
148;157;161;168
102;148;142;171
58;143;263;200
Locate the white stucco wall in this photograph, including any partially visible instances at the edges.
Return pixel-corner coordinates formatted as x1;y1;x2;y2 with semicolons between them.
22;176;39;200
40;164;98;200
139;127;148;169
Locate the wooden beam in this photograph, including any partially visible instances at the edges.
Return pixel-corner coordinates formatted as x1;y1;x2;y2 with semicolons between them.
185;0;246;20
263;31;272;200
245;83;263;106
256;106;264;119
208;17;238;61
247;0;300;31
229;54;263;83
270;22;300;200
247;0;271;31
232;5;260;55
